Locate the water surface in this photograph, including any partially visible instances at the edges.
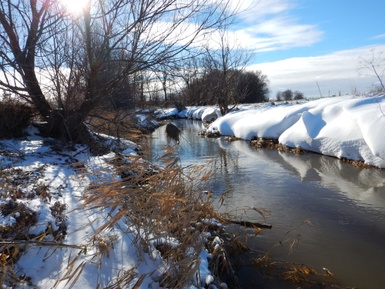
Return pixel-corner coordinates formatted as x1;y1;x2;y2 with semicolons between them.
150;119;385;289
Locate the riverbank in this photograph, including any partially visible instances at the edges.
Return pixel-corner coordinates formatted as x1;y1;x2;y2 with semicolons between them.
155;94;385;169
225;135;374;169
0;124;239;288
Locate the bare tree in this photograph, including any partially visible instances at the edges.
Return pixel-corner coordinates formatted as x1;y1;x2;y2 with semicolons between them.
237;70;269;103
293;90;304;100
0;0;236;143
201;20;251;115
281;89;293;101
358;48;385;91
178;57;202;91
0;0;60;118
152;62;180;105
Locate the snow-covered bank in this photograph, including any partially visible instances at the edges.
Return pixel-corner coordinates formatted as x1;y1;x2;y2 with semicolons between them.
0;130;221;288
208;95;385;168
156;95;385;168
155;105;222;123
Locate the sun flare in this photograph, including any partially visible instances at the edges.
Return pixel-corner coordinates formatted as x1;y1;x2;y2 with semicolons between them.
59;0;90;15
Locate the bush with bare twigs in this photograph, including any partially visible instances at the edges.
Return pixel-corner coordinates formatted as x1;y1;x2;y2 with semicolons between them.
0;100;34;139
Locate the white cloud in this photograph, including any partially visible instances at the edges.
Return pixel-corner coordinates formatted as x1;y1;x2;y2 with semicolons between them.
234;0;294;20
372;34;385;40
228;0;323;52
240;16;323;52
153;0;322;53
249;44;385;98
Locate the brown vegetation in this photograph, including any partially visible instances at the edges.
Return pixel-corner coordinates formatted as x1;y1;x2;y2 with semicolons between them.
76;146;239;288
0;101;34;139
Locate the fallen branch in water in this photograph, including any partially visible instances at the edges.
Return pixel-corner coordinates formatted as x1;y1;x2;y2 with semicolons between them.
226;219;272;229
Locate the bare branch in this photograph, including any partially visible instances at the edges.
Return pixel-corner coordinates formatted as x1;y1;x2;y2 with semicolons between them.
358;48;385;91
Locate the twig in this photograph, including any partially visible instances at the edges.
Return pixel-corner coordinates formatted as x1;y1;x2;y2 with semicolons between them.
376;98;385;117
0;240;85;249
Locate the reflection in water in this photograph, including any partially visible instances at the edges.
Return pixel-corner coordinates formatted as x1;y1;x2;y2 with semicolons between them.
150;120;385;289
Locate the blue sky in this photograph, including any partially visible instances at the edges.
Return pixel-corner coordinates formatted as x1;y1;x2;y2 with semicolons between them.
277;0;385;58
230;0;385;98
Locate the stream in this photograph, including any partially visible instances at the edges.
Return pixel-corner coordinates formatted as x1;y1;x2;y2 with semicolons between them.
149;119;385;289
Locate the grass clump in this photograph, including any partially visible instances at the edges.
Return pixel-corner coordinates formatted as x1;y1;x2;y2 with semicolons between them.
79;145;232;288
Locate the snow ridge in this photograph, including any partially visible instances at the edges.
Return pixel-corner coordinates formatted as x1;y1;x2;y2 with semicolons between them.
158;95;385;168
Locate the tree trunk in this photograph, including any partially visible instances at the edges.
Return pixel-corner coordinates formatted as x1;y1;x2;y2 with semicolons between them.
23;70;52;119
42;109;109;154
44;110;89;142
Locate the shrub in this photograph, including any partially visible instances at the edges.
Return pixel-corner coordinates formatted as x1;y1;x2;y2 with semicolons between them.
0;101;34;139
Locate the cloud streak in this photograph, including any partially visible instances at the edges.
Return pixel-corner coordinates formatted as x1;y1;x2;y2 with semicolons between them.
157;0;322;52
372;34;385;40
231;0;323;52
249;44;385;98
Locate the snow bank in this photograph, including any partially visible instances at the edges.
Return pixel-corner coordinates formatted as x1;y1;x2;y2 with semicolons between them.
154;107;179;119
207;95;385;168
155;106;221;122
135;112;161;132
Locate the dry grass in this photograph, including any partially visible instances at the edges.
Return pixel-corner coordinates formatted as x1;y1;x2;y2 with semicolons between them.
0;164;59;286
88;109;139;138
0;107;224;287
88;108;159;142
74;145;228;288
250;137;307;154
252;257;348;289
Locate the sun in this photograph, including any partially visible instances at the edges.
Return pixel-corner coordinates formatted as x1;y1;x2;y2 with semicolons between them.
59;0;90;15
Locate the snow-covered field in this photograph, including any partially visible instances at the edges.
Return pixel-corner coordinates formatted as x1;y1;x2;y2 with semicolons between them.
157;94;385;168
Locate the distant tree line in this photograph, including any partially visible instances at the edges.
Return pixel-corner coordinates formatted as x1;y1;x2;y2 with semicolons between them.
181;69;269;108
276;89;305;101
101;65;270;115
